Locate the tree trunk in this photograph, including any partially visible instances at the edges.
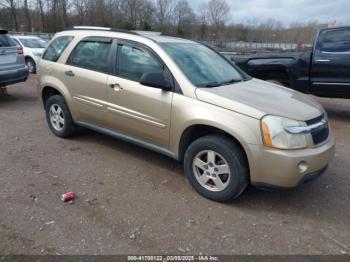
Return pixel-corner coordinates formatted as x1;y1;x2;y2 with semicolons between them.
24;0;32;31
61;0;68;29
9;0;19;31
38;0;45;32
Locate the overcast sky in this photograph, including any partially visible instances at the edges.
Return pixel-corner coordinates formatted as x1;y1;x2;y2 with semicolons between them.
190;0;350;27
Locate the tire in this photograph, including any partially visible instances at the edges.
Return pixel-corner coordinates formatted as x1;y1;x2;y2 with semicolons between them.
26;57;36;74
45;95;78;138
184;135;249;202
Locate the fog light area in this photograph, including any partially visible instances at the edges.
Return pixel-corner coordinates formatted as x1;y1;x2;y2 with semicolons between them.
298;161;309;173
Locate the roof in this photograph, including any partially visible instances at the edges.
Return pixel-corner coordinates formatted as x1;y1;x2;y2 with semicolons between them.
320;26;350;32
11;35;42;39
146;35;195;44
64;26;195;44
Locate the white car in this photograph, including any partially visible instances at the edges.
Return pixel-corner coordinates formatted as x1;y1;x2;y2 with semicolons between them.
11;35;48;74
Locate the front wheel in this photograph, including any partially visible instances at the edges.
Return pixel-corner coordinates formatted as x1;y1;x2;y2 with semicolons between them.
184;135;249;202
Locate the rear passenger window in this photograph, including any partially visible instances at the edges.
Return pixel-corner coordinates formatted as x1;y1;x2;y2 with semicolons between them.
42;36;73;62
68;40;112;73
116;42;163;82
321;29;350;53
0;34;16;47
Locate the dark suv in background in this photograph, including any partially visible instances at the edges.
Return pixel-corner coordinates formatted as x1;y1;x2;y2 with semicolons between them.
0;29;28;87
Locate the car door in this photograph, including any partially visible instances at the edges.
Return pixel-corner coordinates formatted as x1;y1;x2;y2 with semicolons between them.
311;28;350;98
106;40;173;148
62;37;113;126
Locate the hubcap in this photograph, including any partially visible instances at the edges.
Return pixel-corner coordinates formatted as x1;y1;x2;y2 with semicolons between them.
26;60;34;73
192;150;231;192
49;104;65;131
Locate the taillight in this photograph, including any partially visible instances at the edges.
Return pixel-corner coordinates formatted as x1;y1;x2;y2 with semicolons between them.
17;47;23;55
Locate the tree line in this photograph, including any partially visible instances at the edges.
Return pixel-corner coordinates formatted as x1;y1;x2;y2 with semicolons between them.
0;0;329;44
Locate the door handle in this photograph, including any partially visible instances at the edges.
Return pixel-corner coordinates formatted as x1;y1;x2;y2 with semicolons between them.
64;70;75;77
109;83;123;91
316;59;330;62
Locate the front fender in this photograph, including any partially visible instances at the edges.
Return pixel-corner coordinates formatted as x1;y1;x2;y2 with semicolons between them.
169;94;262;162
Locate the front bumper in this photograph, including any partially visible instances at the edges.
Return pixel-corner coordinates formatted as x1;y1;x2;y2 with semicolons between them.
248;133;336;188
0;65;29;87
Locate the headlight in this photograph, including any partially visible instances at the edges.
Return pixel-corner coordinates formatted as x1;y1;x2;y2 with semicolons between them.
261;115;309;149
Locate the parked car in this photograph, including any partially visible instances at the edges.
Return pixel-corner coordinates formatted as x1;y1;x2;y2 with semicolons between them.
0;29;28;88
232;26;350;98
11;35;48;74
38;27;335;202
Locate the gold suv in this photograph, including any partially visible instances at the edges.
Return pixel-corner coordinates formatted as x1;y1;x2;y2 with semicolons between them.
38;27;335;202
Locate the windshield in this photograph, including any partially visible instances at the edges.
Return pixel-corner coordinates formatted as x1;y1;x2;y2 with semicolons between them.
19;38;48;48
160;42;245;87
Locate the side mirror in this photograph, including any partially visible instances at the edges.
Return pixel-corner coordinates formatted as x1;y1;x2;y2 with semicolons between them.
140;72;173;91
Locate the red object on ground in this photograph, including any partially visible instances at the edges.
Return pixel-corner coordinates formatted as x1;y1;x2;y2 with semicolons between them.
61;192;75;202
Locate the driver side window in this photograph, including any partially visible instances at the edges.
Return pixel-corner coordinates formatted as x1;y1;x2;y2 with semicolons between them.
116;42;163;82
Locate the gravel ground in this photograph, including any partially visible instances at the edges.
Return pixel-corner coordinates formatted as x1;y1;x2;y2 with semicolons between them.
0;75;349;255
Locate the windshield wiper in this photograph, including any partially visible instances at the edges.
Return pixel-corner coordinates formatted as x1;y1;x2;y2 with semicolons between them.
199;79;242;88
221;79;243;86
200;82;221;88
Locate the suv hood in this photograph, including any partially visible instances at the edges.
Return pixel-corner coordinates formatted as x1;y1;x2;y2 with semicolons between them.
195;78;324;121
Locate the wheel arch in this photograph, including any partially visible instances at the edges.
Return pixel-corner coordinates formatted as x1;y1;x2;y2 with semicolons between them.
178;124;251;172
41;86;63;108
39;75;72;109
25;56;35;63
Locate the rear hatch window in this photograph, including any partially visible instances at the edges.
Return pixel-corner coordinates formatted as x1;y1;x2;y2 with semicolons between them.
0;32;19;66
0;33;16;47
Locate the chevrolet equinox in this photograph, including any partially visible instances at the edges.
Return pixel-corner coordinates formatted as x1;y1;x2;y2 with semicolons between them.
38;27;335;202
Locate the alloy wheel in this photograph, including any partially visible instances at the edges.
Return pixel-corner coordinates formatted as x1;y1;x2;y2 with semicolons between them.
49;104;65;131
192;150;231;192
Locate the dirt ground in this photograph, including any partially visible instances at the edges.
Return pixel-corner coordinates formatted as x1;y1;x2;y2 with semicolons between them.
0;75;349;255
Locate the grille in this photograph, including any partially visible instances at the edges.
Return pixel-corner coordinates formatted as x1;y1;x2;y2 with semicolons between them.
306;113;329;145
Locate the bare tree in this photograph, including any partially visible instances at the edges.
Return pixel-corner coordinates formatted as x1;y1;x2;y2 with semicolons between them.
60;0;69;28
1;0;19;30
23;0;32;31
198;2;208;39
73;0;87;25
37;0;45;31
0;0;326;46
206;0;230;35
137;0;155;30
173;0;194;35
156;0;174;32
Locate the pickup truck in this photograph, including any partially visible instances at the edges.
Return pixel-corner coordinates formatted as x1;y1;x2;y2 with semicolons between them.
231;26;350;98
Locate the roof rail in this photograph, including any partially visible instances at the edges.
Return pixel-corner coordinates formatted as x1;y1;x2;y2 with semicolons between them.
132;31;162;36
65;26;139;35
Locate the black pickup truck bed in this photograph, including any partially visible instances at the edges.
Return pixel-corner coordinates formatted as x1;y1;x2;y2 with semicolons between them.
231;27;350;99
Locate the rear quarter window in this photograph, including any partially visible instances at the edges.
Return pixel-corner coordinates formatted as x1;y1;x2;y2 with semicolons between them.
42;36;73;62
0;34;16;47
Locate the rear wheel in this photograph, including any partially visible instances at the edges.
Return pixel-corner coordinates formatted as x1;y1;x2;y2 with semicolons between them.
184;135;249;202
45;95;78;138
26;57;36;74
